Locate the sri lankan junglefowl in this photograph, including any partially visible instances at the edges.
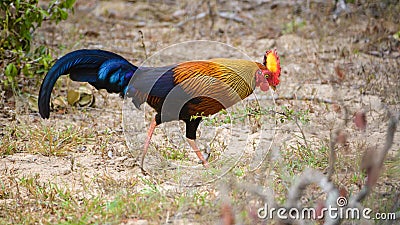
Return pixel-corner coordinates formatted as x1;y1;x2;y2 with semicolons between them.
38;49;281;169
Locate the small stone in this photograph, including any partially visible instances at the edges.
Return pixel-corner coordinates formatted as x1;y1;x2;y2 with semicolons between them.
25;154;37;162
107;150;113;158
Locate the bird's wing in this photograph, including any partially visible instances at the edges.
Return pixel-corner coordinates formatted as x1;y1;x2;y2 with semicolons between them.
129;61;227;99
172;59;257;104
128;59;257;111
131;59;256;98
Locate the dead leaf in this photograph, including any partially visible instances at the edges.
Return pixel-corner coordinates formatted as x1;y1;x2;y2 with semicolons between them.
53;96;68;109
361;147;381;187
335;130;347;144
314;200;325;221
332;103;341;113
354;111;367;131
220;203;235;225
339;186;348;198
335;65;345;81
79;94;94;107
67;89;80;105
79;86;92;95
67;86;94;107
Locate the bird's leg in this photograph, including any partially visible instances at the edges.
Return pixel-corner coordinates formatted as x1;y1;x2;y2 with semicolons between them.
140;117;157;170
184;118;209;168
187;138;209;168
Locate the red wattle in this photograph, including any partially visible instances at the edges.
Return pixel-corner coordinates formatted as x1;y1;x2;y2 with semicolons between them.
260;82;269;92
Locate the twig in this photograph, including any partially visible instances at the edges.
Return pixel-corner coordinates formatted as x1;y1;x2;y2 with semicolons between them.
349;111;399;205
243;0;272;11
176;12;207;27
46;0;60;16
365;50;400;59
207;0;216;32
219;182;235;225
327;129;337;180
138;30;148;60
96;16;172;27
294;116;309;149
218;12;246;24
378;112;399;166
286;168;340;225
246;94;336;104
387;192;400;225
176;10;245;28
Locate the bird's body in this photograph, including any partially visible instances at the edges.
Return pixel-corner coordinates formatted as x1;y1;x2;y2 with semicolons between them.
38;49;281;169
129;59;261;122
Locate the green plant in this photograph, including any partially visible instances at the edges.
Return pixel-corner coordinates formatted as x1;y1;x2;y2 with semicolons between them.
190;105;310;127
282;18;306;34
0;0;75;91
278;105;310;124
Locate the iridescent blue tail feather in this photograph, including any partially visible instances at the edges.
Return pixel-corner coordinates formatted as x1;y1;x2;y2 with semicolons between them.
38;49;136;118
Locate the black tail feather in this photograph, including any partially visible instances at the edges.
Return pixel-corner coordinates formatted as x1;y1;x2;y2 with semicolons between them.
38;49;136;118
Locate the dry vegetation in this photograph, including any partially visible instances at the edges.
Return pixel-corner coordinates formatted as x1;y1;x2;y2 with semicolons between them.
1;0;400;224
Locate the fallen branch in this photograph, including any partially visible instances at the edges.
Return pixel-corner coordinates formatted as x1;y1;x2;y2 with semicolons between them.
327;130;337;180
287;168;340;225
350;111;399;204
246;94;337;104
176;12;207;27
218;12;246;24
176;10;247;28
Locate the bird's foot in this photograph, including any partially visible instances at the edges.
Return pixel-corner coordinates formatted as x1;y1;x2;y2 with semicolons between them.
139;163;149;176
198;146;211;167
187;139;210;169
200;159;209;169
198;152;210;164
140;167;149;175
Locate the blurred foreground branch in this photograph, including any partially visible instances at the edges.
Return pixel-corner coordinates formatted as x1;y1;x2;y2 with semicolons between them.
222;110;399;224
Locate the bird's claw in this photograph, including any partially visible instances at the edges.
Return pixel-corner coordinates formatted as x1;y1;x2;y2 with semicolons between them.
141;168;149;175
198;152;210;165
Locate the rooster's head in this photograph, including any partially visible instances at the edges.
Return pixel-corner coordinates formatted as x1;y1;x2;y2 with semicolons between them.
256;49;281;91
263;49;281;90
